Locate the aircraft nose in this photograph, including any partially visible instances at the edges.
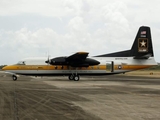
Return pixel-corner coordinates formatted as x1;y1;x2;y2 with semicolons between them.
2;66;9;71
2;66;6;70
2;65;14;71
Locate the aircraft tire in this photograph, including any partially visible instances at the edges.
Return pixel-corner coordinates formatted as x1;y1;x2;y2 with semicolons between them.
68;74;74;80
74;75;79;81
12;75;17;81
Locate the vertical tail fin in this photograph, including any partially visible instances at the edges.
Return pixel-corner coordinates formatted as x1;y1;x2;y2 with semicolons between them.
131;26;154;59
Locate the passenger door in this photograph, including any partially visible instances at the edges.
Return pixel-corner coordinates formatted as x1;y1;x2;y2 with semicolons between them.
106;61;114;72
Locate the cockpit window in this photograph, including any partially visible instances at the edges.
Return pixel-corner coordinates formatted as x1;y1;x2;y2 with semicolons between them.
16;61;26;65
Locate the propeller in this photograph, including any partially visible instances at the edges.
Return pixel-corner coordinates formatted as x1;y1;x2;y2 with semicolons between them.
45;55;51;64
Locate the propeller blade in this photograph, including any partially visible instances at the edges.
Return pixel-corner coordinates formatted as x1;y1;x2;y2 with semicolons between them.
45;55;51;64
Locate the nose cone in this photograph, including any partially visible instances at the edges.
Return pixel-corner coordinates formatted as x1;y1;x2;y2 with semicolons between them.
2;66;7;70
2;65;16;71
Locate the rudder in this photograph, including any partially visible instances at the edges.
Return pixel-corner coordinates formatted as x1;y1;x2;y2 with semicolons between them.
131;26;154;59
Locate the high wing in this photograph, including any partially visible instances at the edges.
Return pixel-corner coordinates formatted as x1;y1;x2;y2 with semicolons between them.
46;52;100;67
66;52;89;62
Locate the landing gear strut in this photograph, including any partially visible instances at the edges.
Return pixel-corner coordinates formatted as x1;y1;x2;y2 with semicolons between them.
12;75;17;81
68;74;80;81
69;74;74;80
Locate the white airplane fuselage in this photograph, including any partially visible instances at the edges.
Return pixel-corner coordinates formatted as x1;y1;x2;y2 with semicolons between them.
2;26;157;81
2;56;156;76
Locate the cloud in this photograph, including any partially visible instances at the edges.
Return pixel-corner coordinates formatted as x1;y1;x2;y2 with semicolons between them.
0;28;56;64
0;0;83;17
0;0;160;64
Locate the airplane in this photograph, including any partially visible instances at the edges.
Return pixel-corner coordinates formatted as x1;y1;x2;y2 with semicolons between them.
2;26;157;81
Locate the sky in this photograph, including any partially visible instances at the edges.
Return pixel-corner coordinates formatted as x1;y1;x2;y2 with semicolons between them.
0;0;160;65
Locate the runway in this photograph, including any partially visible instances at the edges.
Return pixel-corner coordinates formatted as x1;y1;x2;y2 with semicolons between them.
0;72;160;120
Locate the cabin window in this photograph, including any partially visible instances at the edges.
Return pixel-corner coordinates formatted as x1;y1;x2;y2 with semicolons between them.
55;66;57;69
67;66;69;70
97;66;100;69
17;61;26;65
61;66;63;69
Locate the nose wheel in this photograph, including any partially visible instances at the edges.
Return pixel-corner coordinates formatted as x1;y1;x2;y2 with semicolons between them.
68;74;80;81
12;75;17;81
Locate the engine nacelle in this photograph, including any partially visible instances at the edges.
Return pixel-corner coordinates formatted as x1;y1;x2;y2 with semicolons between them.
50;57;67;65
84;58;100;66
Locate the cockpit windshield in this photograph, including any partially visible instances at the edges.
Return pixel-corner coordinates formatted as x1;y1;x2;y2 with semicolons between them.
16;61;26;65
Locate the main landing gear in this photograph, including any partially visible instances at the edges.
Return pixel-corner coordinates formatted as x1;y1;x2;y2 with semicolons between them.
12;75;17;81
68;74;80;81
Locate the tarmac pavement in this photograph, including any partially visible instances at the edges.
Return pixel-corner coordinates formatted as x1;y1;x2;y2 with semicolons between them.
0;72;160;120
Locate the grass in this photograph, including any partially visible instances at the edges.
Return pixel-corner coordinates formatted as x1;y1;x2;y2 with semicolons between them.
124;70;160;78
